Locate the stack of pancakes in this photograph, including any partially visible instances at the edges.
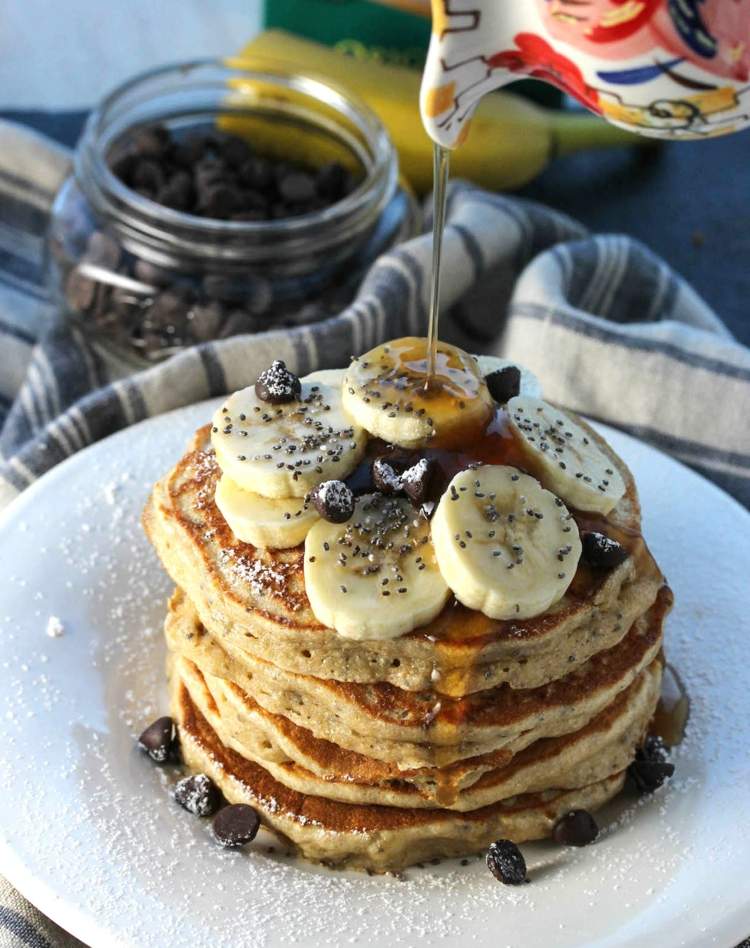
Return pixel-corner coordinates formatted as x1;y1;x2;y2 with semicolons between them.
143;419;671;872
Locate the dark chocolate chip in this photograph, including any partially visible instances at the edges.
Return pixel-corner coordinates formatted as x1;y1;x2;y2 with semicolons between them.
188;301;224;341
485;365;521;404
109;149;136;182
65;268;98;312
199;183;241;219
255;360;301;404
147;289;192;329
158;171;194;212
132;159;165;194
220;135;253;169
628;736;674;793
137;716;177;764
310;480;355;524
486;839;528;885
238;156;273;191
202;274;249;303
194;157;225;189
212;803;260;848
553;809;599;847
372;458;403;495
131;125;169;159
315;162;348;200
173;774;223;817
133;259;174;287
401;457;438;509
581;531;629;569
278;171;316;205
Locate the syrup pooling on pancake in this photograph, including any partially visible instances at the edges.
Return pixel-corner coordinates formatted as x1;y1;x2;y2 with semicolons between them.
304;492;450;640
342;337;495;449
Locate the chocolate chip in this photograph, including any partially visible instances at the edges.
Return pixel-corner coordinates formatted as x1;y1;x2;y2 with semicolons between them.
212;804;260;848
65;268;98;312
199;183;241;219
581;531;629;569
137;716;177;763
173;774;223;816
188;301;224;341
148;288;193;329
372;458;403;495
553;809;599;847
131;125;169;159
221;135;252;169
255;360;301;403
485;366;521;404
310;480;355;524
133;259;174;287
628;736;674;793
315;162;349;200
158;171;194;211
486;839;528;885
132;159;165;194
203;274;249;304
278;171;316;205
238;156;273;191
401;458;438;508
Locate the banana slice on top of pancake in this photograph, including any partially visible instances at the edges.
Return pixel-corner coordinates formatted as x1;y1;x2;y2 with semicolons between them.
211;361;366;499
431;465;582;620
342;338;495;449
304;492;450;639
507;396;626;515
215;475;319;549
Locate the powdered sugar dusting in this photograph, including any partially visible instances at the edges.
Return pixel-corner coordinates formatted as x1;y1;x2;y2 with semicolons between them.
45;615;65;638
0;404;747;947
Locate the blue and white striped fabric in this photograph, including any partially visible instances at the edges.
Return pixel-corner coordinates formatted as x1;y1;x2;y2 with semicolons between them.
0;118;749;947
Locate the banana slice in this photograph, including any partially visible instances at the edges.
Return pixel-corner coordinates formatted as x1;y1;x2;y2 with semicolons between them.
342;337;494;449
211;379;366;499
302;369;346;387
215;475;319;549
431;465;581;620
304;493;450;639
507;396;626;515
475;356;542;399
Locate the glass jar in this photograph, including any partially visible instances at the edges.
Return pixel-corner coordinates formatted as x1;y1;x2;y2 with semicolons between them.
46;58;415;367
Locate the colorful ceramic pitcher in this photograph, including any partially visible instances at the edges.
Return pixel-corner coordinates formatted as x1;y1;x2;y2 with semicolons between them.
420;0;750;146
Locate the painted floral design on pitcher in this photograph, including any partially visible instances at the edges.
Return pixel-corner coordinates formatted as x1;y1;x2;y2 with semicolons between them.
420;0;750;146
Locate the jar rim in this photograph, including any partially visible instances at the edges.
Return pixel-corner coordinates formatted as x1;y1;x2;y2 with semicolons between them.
75;57;398;265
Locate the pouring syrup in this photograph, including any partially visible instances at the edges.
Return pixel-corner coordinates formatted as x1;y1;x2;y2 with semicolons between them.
425;143;451;388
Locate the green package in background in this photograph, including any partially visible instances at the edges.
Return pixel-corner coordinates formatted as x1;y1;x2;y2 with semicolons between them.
262;0;563;106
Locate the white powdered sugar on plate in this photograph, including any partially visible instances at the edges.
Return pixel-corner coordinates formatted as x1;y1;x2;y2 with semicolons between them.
0;399;747;948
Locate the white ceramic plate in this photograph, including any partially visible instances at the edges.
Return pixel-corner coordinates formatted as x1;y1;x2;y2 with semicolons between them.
0;401;748;948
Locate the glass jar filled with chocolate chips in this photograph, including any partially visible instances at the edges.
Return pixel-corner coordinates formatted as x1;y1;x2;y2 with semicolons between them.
46;59;412;365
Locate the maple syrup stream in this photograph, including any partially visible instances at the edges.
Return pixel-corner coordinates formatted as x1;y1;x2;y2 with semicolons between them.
425;144;450;387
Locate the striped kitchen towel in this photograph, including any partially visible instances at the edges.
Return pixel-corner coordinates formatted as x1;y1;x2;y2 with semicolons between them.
1;120;747;515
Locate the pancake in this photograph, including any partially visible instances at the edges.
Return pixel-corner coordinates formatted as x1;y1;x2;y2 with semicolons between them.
143;423;664;697
175;653;660;811
172;671;629;872
165;585;670;769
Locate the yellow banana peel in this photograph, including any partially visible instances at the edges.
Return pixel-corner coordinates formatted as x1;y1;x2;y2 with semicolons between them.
236;30;648;194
